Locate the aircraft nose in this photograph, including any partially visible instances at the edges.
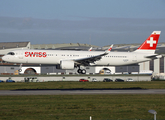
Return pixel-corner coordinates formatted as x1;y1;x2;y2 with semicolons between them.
2;56;8;62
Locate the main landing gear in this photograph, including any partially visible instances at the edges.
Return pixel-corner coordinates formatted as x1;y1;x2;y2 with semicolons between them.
77;66;86;74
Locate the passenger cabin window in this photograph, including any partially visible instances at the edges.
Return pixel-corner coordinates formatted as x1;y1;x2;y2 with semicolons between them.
7;52;15;55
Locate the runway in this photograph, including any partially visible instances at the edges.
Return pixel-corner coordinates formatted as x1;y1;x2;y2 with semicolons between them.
1;89;165;95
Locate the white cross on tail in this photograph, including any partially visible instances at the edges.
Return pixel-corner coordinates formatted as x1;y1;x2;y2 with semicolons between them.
147;37;156;47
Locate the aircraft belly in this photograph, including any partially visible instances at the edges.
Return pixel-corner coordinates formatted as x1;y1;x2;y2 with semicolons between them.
96;58;135;66
12;56;23;63
95;58;122;66
27;57;57;64
109;59;130;66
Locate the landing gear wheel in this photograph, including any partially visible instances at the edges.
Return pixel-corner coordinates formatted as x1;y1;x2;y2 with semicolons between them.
77;69;82;74
18;69;22;72
77;69;86;74
81;69;86;74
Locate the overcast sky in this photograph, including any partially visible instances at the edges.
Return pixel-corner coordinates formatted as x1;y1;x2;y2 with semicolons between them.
0;0;165;46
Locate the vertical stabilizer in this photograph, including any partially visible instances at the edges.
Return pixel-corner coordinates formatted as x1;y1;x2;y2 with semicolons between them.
134;31;161;53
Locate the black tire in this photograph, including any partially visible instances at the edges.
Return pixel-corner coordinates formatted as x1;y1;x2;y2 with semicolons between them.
18;69;22;72
77;69;82;73
81;69;86;74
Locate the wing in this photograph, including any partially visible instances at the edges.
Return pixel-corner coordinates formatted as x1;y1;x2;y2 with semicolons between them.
73;50;110;66
88;47;92;51
108;44;113;51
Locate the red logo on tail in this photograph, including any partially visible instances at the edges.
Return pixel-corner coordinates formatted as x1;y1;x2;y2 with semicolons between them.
138;31;161;50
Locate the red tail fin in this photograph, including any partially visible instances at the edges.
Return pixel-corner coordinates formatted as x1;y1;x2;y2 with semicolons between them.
135;31;161;53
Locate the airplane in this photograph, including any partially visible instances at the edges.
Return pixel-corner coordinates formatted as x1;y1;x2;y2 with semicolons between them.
88;44;113;51
2;31;161;74
88;47;92;51
107;44;113;51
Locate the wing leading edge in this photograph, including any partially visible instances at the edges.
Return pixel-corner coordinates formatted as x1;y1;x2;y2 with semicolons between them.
73;46;112;66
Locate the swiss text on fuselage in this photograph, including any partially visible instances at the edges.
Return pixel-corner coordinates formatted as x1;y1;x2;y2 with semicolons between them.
25;52;47;58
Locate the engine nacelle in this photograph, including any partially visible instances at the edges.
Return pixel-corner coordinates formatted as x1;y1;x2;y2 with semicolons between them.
60;60;74;70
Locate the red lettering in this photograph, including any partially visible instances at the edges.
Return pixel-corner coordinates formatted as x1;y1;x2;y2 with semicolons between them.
43;52;47;58
39;52;42;57
32;52;36;57
25;52;47;58
29;52;33;57
34;52;38;57
25;52;29;57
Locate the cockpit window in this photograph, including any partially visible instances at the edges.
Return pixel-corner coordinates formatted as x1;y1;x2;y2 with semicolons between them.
7;52;15;55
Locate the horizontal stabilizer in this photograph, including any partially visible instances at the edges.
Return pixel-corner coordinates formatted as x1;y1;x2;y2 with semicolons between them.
145;54;162;59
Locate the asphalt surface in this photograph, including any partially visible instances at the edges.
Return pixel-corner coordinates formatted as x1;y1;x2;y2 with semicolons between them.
1;89;165;95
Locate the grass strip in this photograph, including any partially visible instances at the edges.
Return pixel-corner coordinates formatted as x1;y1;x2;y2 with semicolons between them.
0;95;165;120
0;81;165;90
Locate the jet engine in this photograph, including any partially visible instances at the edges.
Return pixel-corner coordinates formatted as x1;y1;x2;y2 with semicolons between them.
60;60;75;70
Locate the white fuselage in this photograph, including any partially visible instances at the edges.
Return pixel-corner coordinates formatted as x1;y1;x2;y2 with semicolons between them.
2;49;152;66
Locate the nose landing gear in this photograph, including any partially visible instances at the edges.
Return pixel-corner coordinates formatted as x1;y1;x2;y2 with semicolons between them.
18;63;22;72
